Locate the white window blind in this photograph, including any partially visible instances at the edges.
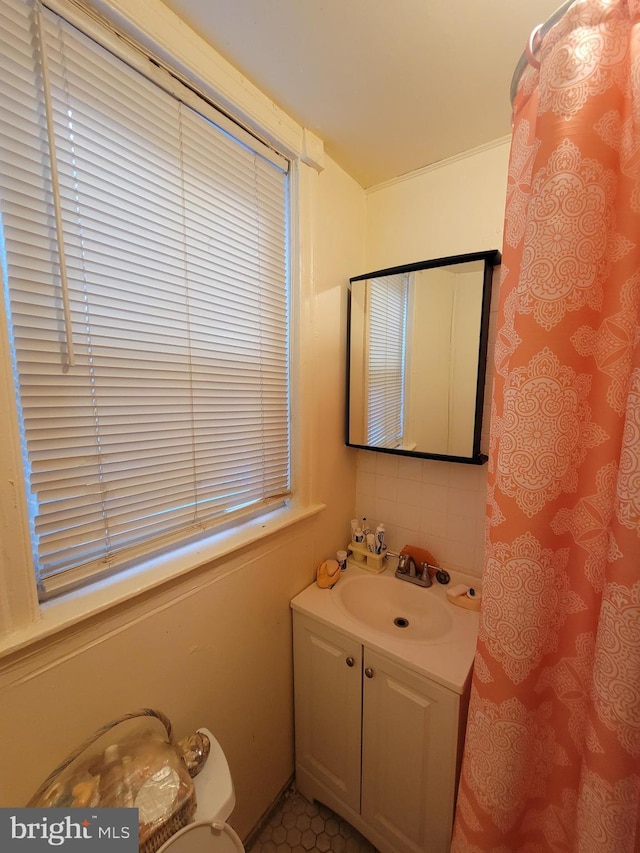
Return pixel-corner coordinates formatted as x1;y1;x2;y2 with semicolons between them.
0;0;291;597
366;274;408;448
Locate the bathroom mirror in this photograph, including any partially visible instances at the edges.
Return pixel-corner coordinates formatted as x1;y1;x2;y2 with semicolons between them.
346;249;500;464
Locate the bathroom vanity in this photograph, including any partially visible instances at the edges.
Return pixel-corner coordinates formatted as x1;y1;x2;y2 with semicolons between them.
291;564;479;853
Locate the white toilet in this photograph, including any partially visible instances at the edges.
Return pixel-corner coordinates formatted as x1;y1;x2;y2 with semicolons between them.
157;729;244;853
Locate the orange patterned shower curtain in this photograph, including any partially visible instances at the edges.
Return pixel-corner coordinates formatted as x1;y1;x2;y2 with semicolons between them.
452;1;640;850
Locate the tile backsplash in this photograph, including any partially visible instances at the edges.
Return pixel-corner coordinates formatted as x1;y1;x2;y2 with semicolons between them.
354;450;488;578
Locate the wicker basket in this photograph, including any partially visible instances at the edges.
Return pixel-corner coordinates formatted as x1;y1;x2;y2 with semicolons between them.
27;709;197;853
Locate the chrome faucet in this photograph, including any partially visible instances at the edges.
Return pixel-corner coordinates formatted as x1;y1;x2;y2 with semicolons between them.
396;554;433;587
393;553;451;588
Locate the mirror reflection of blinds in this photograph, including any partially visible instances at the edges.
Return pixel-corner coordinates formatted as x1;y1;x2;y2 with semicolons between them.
0;0;290;597
366;274;408;448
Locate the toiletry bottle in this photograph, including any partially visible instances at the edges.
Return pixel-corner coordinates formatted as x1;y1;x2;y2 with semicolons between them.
354;527;364;543
337;550;347;571
375;523;385;554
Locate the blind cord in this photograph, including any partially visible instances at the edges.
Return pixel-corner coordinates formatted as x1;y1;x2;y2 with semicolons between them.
35;2;76;368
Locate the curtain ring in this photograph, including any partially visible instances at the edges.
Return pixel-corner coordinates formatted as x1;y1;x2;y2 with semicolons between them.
526;24;543;70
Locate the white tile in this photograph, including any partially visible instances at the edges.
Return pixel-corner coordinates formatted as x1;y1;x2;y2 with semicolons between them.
474;514;490;545
474;500;488;529
357;471;376;498
446;512;475;542
448;464;483;492
248;789;372;853
392;525;419;553
355;497;376;525
422;459;450;486
443;537;476;574
376;453;399;478
358;450;377;473
382;525;400;553
375;474;398;501
375;497;398;526
418;533;446;563
396;501;421;532
397;477;422;505
397;456;423;481
446;487;480;520
472;540;486;577
420;506;448;536
420;482;448;511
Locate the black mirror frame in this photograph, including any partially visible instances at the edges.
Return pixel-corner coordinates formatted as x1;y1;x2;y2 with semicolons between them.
346;249;501;465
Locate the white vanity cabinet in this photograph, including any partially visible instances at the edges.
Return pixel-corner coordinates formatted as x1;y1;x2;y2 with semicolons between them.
293;611;466;853
293;611;362;814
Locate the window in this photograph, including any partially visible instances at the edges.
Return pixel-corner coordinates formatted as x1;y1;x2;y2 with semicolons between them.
366;273;408;448
0;0;291;598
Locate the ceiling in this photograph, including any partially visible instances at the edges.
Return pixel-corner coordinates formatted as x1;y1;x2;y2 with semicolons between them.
160;0;563;188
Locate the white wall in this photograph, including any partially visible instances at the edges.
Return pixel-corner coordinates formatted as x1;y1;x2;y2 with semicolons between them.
356;140;509;578
365;140;509;270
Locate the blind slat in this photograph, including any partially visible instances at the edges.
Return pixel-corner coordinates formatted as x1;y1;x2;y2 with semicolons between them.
367;274;408;448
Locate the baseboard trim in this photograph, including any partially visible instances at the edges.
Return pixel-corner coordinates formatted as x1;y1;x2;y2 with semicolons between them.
243;773;296;850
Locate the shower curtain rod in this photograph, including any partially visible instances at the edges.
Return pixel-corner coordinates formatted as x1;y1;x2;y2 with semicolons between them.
509;0;578;104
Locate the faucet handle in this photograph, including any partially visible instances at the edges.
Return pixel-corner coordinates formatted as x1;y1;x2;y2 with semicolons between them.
433;567;451;584
418;562;433;586
396;554;409;573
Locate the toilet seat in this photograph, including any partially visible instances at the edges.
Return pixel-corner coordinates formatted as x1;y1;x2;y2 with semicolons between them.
155;820;244;853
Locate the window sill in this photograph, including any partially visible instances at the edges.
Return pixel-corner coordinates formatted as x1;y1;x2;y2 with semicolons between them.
0;502;325;661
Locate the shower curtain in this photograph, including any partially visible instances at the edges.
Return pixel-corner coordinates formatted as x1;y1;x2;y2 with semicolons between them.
452;1;640;850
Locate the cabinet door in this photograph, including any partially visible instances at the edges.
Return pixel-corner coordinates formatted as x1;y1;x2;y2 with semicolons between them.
361;648;460;853
292;612;362;813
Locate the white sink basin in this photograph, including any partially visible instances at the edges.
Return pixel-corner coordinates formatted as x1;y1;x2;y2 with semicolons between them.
291;563;481;694
334;573;453;641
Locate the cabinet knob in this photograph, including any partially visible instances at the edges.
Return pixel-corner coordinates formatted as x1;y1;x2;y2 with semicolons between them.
364;667;374;679
346;657;355;667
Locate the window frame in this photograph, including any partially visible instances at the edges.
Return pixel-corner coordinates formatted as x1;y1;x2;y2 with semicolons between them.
0;0;325;650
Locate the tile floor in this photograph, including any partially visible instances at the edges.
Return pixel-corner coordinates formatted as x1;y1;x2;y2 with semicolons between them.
248;788;377;853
